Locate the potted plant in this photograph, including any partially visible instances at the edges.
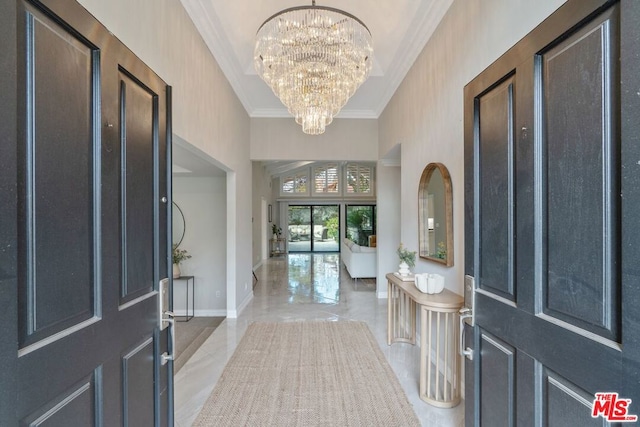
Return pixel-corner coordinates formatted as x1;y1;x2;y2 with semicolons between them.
172;244;191;278
271;223;282;241
436;241;447;260
396;243;416;276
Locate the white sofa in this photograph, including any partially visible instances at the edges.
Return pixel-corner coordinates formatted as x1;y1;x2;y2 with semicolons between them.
341;238;376;279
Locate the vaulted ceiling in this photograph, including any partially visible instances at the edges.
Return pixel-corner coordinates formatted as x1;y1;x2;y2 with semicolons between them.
179;0;453;120
173;1;452;177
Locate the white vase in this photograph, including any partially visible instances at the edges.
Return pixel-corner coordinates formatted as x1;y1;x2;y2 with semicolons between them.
398;261;411;276
173;263;181;279
273;233;278;241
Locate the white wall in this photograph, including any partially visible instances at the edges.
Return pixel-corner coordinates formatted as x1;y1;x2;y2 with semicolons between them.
252;162;273;267
251;118;378;161
173;177;226;316
77;0;253;317
378;0;567;296
376;159;401;298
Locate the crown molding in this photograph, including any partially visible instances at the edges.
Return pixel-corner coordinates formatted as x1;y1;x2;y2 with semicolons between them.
180;0;453;120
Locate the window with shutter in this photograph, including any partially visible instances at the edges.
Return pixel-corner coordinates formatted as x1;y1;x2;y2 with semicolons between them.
313;163;339;194
346;163;372;194
281;172;308;195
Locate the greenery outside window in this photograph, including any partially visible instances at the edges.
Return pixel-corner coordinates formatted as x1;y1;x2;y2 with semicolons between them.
288;205;339;252
345;205;376;246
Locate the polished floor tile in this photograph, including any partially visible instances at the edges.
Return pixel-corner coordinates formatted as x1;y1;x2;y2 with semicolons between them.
174;253;464;427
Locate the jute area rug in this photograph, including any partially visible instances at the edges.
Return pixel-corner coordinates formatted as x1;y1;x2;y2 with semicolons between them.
193;321;420;426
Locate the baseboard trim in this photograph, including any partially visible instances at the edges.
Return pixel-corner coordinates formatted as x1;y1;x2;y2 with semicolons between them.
227;291;254;319
237;291;253;316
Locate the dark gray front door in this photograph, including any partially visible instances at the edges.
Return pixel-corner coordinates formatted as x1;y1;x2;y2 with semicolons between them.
464;0;640;425
0;0;172;425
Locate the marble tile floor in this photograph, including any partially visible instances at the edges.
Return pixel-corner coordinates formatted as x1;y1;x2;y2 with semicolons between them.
174;253;465;427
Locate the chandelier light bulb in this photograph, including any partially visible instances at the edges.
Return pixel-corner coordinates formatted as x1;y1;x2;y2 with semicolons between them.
254;1;373;135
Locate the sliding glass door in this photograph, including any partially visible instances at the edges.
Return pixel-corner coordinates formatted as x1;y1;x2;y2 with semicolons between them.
288;205;339;252
312;206;339;251
288;206;311;252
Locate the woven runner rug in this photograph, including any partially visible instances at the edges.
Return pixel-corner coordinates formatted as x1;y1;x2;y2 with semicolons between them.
193;321;420;426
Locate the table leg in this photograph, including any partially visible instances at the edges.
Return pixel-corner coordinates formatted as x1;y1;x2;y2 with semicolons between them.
387;280;393;345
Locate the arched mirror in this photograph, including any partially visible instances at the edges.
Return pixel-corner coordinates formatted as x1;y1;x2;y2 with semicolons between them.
418;163;453;266
172;202;186;247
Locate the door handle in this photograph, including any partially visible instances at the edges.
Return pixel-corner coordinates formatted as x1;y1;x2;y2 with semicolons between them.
161;311;175;365
459;307;474;360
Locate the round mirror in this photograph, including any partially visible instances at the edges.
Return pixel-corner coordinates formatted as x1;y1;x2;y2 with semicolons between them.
172;202;186;247
418;163;453;266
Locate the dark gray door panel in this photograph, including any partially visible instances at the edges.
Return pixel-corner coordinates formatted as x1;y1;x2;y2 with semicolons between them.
464;0;639;425
1;0;172;425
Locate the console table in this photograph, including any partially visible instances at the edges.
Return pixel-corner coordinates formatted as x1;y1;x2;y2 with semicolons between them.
386;273;463;408
173;275;195;322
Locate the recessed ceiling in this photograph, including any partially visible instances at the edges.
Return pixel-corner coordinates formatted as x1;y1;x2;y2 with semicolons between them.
179;0;453;119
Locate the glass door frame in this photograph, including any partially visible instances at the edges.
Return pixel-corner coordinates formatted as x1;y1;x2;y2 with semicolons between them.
287;204;341;253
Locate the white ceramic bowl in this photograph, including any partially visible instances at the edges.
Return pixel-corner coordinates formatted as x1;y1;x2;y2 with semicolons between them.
414;273;445;294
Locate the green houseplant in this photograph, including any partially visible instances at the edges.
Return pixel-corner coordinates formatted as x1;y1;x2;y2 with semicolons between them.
172;244;191;278
436;241;447;260
397;243;416;267
271;223;282;240
396;243;416;276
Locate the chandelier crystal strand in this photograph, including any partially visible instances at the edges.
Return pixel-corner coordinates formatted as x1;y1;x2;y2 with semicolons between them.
255;3;373;135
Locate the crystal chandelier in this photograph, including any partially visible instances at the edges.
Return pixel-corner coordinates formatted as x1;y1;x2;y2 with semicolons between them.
254;1;373;135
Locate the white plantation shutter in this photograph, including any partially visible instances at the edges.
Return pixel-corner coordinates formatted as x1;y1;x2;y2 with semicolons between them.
280;163;374;197
313;163;339;194
281;172;308;194
346;163;372;194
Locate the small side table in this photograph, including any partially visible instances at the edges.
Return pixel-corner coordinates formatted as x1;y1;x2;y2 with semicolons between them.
173;275;195;322
270;237;286;256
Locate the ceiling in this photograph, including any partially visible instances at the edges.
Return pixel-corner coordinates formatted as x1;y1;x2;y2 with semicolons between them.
179;0;454;120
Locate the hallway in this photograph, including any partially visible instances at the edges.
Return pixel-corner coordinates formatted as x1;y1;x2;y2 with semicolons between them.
174;254;464;426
